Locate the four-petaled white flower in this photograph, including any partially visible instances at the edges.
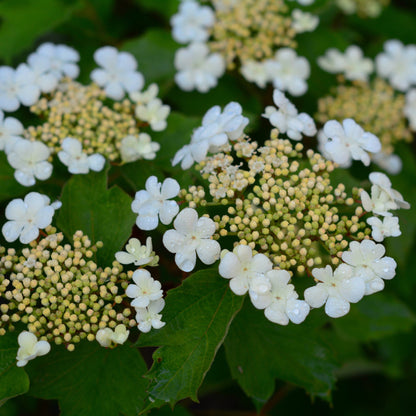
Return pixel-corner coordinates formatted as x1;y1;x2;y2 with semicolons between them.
16;331;50;367
174;43;225;93
304;264;365;318
126;269;163;308
135;298;166;333
376;39;416;92
0;110;23;152
7;138;53;186
120;133;160;163
318;46;374;81
367;216;401;242
265;48;310;96
91;46;145;100
27;42;80;82
163;207;221;272
58;137;105;174
131;176;180;230
2;192;61;244
115;237;158;266
263;89;316;140
130;83;158;105
323;118;381;166
360;172;410;216
291;9;319;33
96;324;130;347
251;269;310;325
135;98;170;131
0;65;40;112
219;244;273;295
342;240;397;295
172;102;248;169
171;0;215;44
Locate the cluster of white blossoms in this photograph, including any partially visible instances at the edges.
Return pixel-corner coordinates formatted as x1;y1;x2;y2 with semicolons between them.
263;89;316;140
123;99;410;326
171;0;315;94
317;39;416;173
172;102;249;169
0;43;169;185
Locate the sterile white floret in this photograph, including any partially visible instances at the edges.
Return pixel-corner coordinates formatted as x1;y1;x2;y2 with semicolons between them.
163;207;221;272
120;134;160;163
16;331;50;367
135;299;166;333
126;269;163;308
367;216;401;242
0;110;24;152
291;9;319;33
135;98;170;131
115;237;158;266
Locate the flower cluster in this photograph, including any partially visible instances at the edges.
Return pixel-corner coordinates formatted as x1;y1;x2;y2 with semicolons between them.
0;43;169;186
317;41;416;173
335;0;390;18
171;0;317;94
131;100;409;326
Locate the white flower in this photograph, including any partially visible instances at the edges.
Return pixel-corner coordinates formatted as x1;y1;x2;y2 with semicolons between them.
130;83;159;105
16;331;50;367
323;119;381;166
172;102;248;169
291;9;319;33
288;0;315;5
2;192;60;244
115;237;158;266
240;60;268;88
174;43;225;93
360;172;410;216
126;269;163;308
367;216;401;242
58;137;105;174
135;98;170;131
304;264;365;318
262;89;316;140
251;269;310;325
91;46;145;100
96;324;130;347
404;89;416;131
135;299;165;333
163;207;221;272
265;48;310;96
7;139;52;186
131;176;180;230
120;133;160;163
0;65;40;112
27;42;79;81
171;0;215;44
376;40;416;92
372;151;402;175
318;46;374;81
218;244;273;295
0;110;23;152
96;328;113;347
342;240;397;295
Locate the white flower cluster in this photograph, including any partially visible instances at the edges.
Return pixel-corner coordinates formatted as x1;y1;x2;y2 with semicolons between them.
241;48;310;96
263;89;316;141
319;118;381;167
173;102;248;169
318;45;374;82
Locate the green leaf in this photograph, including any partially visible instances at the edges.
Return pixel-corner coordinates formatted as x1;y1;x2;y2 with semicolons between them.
0;0;81;63
56;165;136;266
224;300;338;405
134;0;179;19
138;269;244;408
0;153;26;202
122;29;177;89
27;341;148;416
0;332;30;406
333;293;416;342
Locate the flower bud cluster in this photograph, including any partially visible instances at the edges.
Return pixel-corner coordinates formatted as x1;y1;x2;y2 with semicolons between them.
183;131;372;274
24;79;144;161
0;227;137;351
210;0;296;69
316;77;412;156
